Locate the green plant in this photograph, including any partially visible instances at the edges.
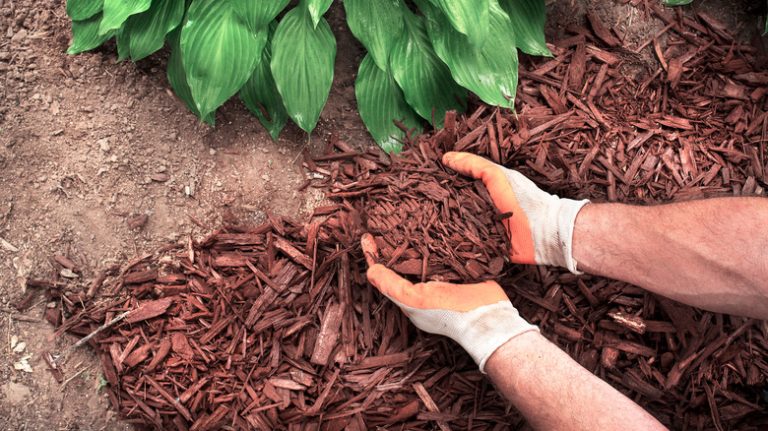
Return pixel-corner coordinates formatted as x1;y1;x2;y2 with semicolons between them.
664;0;767;40
66;0;549;152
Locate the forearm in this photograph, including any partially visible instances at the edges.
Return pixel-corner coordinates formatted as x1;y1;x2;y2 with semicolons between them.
572;198;768;319
486;331;666;431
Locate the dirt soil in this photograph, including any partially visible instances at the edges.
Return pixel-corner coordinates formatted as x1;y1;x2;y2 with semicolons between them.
0;0;760;429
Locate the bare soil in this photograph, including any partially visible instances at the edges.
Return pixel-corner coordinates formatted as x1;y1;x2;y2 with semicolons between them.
0;0;758;429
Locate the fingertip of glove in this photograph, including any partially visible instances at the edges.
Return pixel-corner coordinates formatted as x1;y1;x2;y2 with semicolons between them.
442;151;457;167
443;152;474;175
360;233;378;266
442;152;495;178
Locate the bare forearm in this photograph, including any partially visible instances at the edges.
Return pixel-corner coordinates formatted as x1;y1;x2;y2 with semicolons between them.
573;198;768;319
486;332;666;431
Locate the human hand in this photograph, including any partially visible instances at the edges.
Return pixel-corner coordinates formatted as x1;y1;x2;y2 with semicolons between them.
442;152;590;273
361;234;538;372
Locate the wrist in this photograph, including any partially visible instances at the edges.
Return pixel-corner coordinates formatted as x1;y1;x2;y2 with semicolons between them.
484;329;545;377
571;202;600;274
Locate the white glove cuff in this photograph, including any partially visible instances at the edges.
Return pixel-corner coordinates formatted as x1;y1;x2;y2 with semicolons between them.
557;199;590;274
451;301;539;373
395;300;539;373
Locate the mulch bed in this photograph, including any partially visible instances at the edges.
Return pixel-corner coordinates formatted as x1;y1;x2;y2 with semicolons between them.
38;5;768;431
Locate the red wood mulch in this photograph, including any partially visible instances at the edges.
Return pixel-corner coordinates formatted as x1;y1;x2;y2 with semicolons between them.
40;5;768;431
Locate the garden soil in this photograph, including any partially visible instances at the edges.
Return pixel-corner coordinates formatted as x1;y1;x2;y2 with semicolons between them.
0;0;764;430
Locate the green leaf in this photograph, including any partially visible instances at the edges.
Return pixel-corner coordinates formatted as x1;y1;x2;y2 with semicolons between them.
125;0;184;60
498;0;550;56
663;0;693;5
99;0;151;35
234;0;290;33
390;11;466;128
68;13;114;54
167;28;215;125
344;0;404;70
181;0;266;119
271;6;336;133
355;54;421;154
305;0;333;27
116;25;131;60
424;1;519;108
67;0;103;21
240;25;289;140
96;373;108;391
427;0;489;47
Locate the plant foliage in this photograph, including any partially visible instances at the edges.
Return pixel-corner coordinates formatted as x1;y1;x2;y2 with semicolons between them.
664;0;768;36
663;0;693;5
67;0;549;152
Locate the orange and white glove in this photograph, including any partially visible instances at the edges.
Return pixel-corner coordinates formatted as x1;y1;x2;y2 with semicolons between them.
362;234;538;372
443;152;590;274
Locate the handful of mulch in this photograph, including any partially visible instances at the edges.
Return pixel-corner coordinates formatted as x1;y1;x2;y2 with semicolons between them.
315;137;511;283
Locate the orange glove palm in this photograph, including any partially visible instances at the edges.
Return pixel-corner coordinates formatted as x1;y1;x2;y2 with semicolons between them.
362;235;538;372
443;152;590;273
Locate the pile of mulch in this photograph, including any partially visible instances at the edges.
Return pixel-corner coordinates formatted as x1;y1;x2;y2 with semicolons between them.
49;216;516;431
40;5;768;431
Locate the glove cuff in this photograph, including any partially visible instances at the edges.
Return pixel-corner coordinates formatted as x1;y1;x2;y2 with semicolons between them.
452;301;539;373
557;199;590;274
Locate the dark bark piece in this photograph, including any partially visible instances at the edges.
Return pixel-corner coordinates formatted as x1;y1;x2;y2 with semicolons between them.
87;265;118;298
587;12;621;47
568;42;587;91
125;297;174;323
145;376;193;422
126;214;149;230
347;352;410;370
607;311;647;334
54;255;79;272
146;338;171;371
179;377;209;404
123;343;152;368
171;332;194;360
44;307;61;326
413;382;451;431
310;303;344;366
123;269;157;285
273;236;313;269
14;291;36;312
43;351;64;383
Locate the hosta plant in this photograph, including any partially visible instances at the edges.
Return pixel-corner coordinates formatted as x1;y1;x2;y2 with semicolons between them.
66;0;550;153
663;0;768;35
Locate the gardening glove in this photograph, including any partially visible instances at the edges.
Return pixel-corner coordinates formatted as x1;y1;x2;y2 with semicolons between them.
443;152;590;274
361;234;538;372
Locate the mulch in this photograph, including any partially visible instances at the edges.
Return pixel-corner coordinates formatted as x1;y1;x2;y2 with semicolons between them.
310;137;511;284
37;5;768;431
